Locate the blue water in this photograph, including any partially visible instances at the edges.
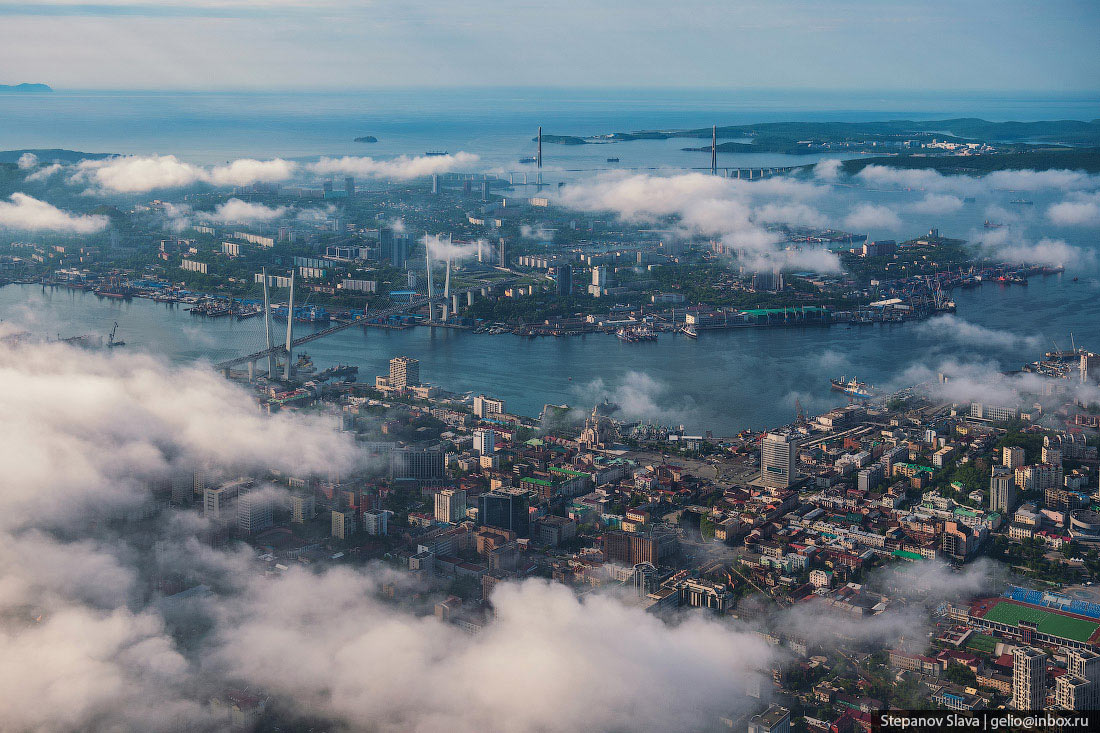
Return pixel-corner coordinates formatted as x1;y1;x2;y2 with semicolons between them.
3;275;1097;435
2;88;1098;166
1;88;1099;433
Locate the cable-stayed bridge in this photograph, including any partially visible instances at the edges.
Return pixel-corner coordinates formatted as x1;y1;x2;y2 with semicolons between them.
213;278;518;375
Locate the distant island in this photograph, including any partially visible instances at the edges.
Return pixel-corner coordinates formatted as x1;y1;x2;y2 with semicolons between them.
353;136;378;143
0;83;52;93
534;134;588;145
542;119;1100;165
0;149;113;164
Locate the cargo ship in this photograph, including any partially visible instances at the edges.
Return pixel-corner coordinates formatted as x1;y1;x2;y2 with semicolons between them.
424;150;448;157
830;376;876;400
519;156;537;164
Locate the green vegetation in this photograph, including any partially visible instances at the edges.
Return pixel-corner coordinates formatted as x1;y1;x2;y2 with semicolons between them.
995;431;1044;465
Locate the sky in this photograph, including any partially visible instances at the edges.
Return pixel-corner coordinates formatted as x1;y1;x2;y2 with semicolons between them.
0;0;1098;91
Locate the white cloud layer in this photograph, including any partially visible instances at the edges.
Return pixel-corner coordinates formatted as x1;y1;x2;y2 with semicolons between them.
555;172;841;273
0;193;109;233
309;152;480;180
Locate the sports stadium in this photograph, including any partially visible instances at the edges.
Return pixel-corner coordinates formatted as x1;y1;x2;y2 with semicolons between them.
960;587;1100;650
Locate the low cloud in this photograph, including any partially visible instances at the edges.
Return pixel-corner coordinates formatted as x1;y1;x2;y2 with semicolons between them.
70;155;296;194
813;158;842;182
915;315;1043;351
555;172;839;273
908;193;964;215
975;226;1094;269
1047;192;1100;227
309;152;479;180
423;233;479;261
857;165;1100;197
842;202;902;232
575;371;697;425
16;152;38;170
0;193;109;233
0;336;780;731
199;198;287;224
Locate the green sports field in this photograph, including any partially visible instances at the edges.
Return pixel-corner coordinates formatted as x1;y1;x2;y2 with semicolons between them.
983;601;1099;643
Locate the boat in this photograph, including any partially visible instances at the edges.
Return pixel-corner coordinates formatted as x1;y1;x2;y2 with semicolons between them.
295;353;316;374
236;304;264;320
617;327;657;343
830;376;876;400
519;156;537;164
424;150;448;157
606;157;620;163
682;325;698;339
317;364;358;381
1009;199;1034;205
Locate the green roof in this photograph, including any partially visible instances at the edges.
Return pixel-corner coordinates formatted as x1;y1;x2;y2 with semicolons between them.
521;477;554;487
892;549;923;561
550;467;589;477
984;601;1099;643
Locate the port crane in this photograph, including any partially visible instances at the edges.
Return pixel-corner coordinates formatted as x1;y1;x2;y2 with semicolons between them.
107;322;124;348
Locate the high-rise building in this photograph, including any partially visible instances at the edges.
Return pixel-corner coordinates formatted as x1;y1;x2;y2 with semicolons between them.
390;447;445;481
389;356;420;389
290;493;315;523
603;529;677;566
1055;648;1100;710
1012;646;1047;710
553;264;572;296
479;491;529;537
761;432;800;489
204;477;252;522
435;488;467;523
473;394;505;418
474;429;496;456
430;174;440;195
344;176;355;196
990;467;1017;514
1004;446;1026;469
237;483;273;535
362;509;389;536
331;509;356;539
748;705;791;733
390;233;409;270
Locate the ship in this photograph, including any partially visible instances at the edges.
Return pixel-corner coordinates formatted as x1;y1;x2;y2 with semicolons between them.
424;150;448;157
295;353;316;374
682;325;698;339
317;364;358;382
617;327;657;343
830;376;876;400
606;157;620;163
1009;199;1034;205
519;156;537;164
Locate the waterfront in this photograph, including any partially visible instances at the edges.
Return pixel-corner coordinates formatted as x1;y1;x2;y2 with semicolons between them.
3;272;1097;434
